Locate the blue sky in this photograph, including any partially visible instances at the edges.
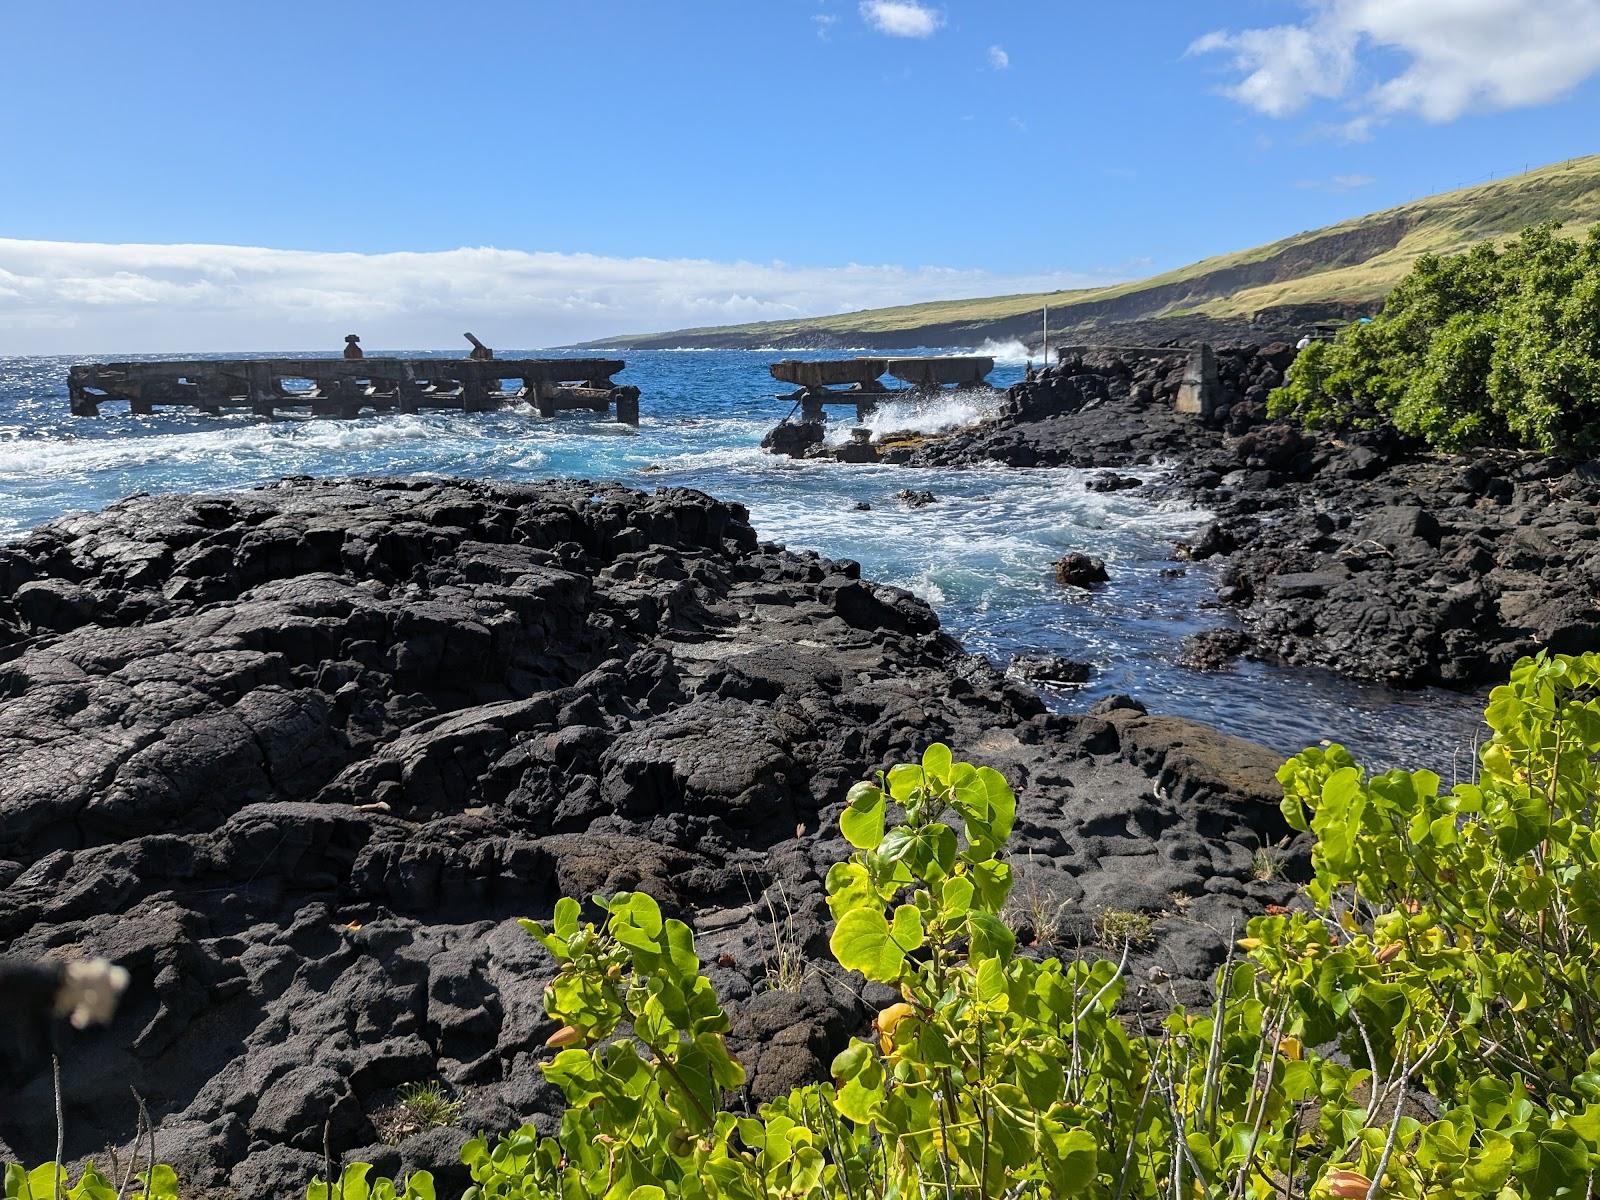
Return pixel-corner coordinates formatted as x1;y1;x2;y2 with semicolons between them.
2;0;1598;351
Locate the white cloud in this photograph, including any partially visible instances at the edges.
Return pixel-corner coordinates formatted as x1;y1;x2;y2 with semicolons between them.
860;1;942;38
1190;0;1600;126
814;12;839;39
1187;24;1356;117
988;45;1009;70
0;238;1119;354
1293;172;1377;191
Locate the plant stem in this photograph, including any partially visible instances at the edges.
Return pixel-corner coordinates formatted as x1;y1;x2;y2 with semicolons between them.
53;1053;65;1200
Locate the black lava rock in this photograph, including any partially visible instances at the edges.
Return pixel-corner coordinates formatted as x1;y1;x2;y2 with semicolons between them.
1054;553;1109;588
0;477;1296;1191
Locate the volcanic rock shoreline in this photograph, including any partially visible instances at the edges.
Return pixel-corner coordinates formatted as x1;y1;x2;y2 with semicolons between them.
0;477;1299;1196
770;344;1600;689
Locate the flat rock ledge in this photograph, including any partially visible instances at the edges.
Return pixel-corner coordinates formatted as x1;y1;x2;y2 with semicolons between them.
0;477;1296;1195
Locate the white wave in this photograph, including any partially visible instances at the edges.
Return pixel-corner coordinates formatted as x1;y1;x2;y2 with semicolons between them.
647;443;773;472
819;390;1005;443
0;413;507;480
972;339;1038;366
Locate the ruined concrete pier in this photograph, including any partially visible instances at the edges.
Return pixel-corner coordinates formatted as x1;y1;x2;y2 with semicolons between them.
68;357;642;424
770;356;994;421
1054;344;1217;418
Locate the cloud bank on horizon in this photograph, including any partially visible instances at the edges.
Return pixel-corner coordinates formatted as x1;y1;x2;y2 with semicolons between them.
0;239;1110;354
1191;0;1600;137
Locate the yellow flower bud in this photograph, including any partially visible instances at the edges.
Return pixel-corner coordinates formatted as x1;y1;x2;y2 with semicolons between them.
1323;1168;1373;1198
545;1024;585;1049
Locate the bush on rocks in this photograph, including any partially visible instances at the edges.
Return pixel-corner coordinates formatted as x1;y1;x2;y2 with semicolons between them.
1270;222;1600;452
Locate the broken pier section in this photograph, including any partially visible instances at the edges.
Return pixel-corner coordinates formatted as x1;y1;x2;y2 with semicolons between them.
771;356;995;422
68;358;642;424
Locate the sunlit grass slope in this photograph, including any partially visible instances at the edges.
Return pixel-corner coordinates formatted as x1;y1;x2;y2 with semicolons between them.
590;155;1600;349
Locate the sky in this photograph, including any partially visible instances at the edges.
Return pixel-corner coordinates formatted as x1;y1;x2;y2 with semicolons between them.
2;0;1599;352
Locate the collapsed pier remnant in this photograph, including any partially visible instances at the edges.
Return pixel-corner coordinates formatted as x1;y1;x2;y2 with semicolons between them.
1053;344;1217;418
771;356;995;422
67;357;642;424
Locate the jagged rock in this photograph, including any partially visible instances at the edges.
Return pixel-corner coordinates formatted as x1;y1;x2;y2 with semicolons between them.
1054;553;1109;588
1007;654;1092;688
760;419;825;459
1180;629;1253;672
894;489;936;508
1085;472;1143;493
0;478;1297;1188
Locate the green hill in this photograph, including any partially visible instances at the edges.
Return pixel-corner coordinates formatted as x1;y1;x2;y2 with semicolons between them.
588;155;1600;350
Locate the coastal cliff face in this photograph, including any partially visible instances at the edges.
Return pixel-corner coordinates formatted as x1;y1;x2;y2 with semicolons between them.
0;478;1297;1196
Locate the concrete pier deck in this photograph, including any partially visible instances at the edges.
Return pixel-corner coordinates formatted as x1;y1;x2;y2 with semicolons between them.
770;356;995;420
68;357;642;424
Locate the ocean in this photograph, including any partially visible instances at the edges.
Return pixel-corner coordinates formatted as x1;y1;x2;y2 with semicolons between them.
0;346;1486;769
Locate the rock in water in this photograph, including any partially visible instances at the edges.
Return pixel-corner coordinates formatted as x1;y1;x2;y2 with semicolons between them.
1007;654;1092;687
1180;629;1253;672
1085;472;1143;493
760;418;825;458
1054;552;1110;588
0;477;1297;1193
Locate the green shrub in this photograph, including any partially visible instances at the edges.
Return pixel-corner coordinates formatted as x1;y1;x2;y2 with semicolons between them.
1269;222;1600;451
3;1163;176;1200
305;1162;436;1200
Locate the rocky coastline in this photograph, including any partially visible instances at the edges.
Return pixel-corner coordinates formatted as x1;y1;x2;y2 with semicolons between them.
766;344;1600;690
0;477;1301;1195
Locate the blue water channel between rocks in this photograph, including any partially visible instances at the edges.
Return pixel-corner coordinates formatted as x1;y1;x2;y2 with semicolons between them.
0;347;1486;769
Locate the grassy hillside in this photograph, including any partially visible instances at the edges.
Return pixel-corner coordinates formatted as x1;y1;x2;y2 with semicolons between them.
589;155;1600;350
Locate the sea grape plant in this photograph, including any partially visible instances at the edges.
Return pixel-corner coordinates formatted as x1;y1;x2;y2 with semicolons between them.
1249;650;1600;1195
458;655;1600;1198
2;1163;177;1200
460;747;1367;1197
305;1163;437;1200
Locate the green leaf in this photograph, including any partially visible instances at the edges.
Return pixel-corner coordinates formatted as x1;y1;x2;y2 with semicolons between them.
830;906;921;982
1463;1133;1516;1192
939;874;975;921
977;767;1016;842
826;860;878;921
339;1163;373;1200
834;1049;887;1124
553;896;580;937
830;1040;873;1082
881;822;957;881
841;782;887;850
921;743;953;782
969;859;1013;912
885;763;924;803
968;910;1016;964
1040;1124;1099;1193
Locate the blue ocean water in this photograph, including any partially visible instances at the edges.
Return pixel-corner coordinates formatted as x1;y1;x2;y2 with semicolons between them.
0;347;1486;768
